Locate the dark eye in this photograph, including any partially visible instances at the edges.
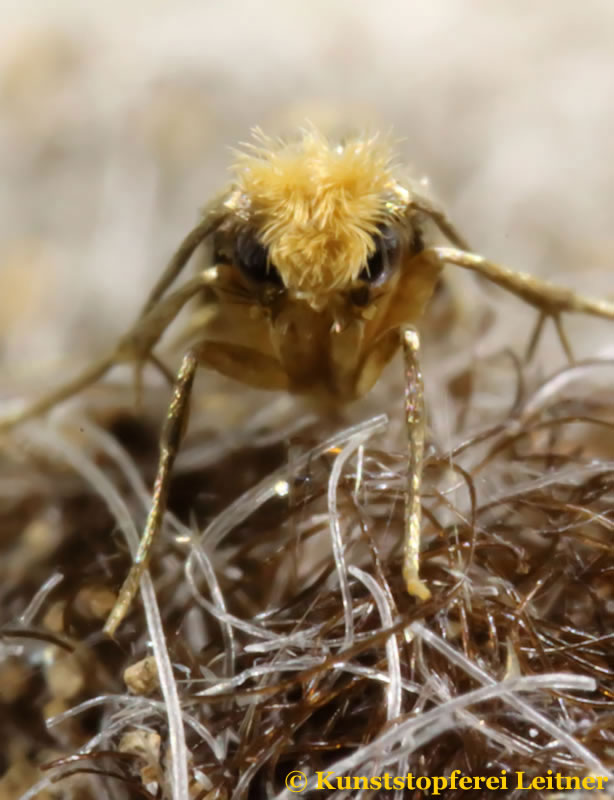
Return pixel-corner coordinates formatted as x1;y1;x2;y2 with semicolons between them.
234;231;283;286
358;227;399;284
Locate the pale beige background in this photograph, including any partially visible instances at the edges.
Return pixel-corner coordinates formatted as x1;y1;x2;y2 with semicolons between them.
1;0;613;412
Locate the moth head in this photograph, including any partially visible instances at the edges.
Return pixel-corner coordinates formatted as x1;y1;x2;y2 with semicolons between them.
220;128;421;310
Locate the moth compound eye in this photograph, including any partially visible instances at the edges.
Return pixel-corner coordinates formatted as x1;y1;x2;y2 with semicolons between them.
234;231;284;286
358;227;400;284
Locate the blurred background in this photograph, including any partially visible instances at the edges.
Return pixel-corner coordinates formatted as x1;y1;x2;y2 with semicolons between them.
1;0;613;403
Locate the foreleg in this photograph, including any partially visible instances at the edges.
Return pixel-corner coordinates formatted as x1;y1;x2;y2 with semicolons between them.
401;326;431;601
103;340;288;635
104;349;199;637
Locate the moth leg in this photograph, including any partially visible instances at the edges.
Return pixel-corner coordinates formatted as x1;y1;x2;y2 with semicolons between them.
0;273;210;433
148;352;176;387
401;326;431;602
524;311;548;363
104;348;199;637
103;340;289;636
123;208;223;405
553;314;574;363
132;353;176;411
525;310;575;363
117;273;213;408
137;208;223;319
425;247;614;361
0;352;117;433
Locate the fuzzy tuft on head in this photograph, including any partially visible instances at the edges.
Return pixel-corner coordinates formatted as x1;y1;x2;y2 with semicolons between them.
229;127;410;292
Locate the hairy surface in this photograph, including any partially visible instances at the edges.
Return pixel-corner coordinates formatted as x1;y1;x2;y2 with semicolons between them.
1;358;614;800
231;129;408;291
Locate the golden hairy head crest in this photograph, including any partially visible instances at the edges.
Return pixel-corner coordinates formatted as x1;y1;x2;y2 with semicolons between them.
225;128;411;293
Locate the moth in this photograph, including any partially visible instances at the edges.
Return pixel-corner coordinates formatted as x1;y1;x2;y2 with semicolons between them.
3;127;614;636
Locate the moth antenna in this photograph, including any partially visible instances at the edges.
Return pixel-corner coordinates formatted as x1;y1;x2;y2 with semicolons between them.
411;194;472;251
138;204;226;319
